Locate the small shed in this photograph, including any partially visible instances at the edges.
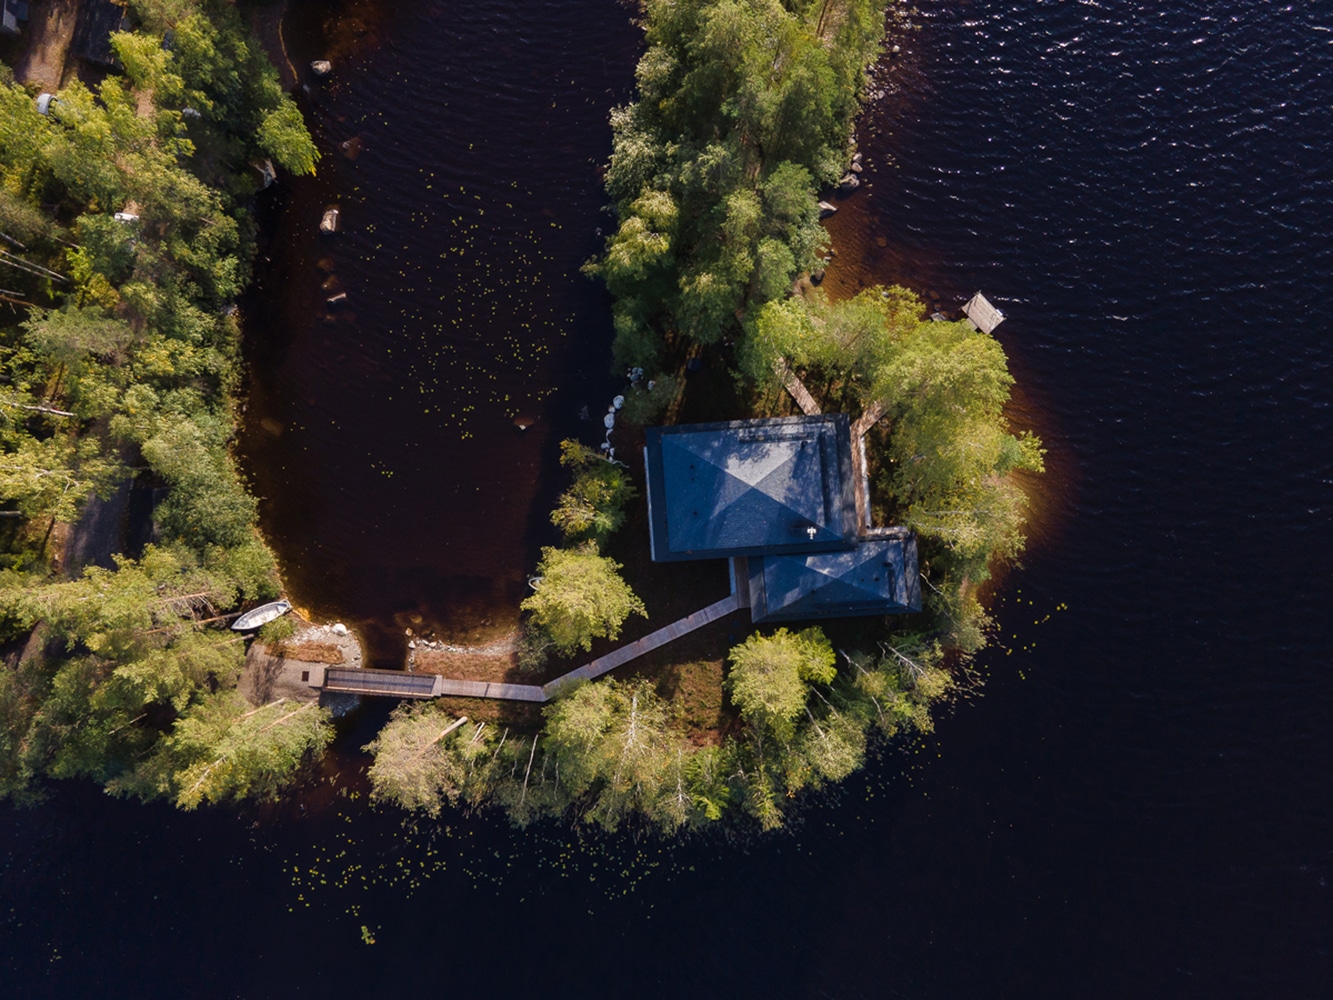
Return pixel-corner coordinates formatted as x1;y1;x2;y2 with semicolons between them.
747;535;922;623
70;0;129;68
2;0;29;36
962;291;1005;334
644;415;858;562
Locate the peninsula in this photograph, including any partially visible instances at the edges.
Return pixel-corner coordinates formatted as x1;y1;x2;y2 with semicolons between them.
0;0;1042;834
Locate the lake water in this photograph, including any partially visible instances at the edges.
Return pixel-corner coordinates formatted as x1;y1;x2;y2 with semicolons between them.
3;0;1330;996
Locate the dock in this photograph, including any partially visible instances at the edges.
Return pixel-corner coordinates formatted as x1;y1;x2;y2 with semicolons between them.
323;666;439;699
962;291;1005;334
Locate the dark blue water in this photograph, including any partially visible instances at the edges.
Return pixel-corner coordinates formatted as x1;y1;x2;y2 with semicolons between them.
4;1;1331;996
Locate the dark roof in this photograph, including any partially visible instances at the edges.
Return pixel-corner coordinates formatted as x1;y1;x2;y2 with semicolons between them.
2;1;28;35
747;534;922;623
644;415;858;562
71;0;128;68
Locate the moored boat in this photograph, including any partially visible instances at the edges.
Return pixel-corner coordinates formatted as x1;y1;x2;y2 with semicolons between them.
231;599;293;632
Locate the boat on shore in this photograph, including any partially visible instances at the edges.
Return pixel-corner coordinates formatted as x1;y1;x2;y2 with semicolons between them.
231;600;293;632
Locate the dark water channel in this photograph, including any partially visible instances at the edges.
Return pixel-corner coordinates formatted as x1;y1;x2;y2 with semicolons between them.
3;1;1332;996
239;0;641;662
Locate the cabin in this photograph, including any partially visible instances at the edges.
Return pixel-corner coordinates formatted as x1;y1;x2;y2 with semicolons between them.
747;533;921;623
645;414;922;623
644;415;858;562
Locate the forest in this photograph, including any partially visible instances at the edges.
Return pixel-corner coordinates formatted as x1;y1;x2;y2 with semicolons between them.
0;0;326;806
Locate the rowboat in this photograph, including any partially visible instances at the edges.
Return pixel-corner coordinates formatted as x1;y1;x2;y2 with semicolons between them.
231;600;293;632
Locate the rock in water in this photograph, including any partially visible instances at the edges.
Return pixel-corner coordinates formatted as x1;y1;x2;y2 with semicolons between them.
838;173;861;193
311;60;333;76
818;200;838;218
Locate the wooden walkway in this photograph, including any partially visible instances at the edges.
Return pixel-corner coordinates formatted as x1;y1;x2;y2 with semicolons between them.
323;594;744;705
541;594;741;699
850;400;887;533
434;678;546;702
324;666;439;699
773;358;821;415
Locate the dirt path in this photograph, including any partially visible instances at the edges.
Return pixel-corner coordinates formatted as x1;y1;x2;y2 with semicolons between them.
14;0;80;91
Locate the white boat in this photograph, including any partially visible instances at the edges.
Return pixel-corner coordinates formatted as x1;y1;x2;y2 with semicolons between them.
231;600;293;632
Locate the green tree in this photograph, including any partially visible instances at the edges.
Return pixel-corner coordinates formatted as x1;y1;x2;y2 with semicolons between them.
542;678;693;832
256;99;320;176
549;440;637;544
0;434;119;524
726;626;835;738
364;704;472;817
520;543;647;655
115;690;331;808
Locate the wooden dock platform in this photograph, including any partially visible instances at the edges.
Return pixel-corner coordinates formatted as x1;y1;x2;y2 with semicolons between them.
317;593;743;705
962;291;1005;334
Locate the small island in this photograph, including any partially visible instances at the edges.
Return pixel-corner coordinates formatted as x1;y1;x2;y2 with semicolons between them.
0;0;1042;834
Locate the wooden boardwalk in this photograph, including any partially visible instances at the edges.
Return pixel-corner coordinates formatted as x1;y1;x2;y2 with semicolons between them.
773;358;821;415
541;594;741;699
851;400;886;438
320;594;743;705
434;678;546;702
324;666;439;699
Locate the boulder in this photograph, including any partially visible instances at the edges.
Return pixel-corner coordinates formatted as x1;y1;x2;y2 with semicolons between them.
838;173;860;193
311;60;333;76
818;200;838;218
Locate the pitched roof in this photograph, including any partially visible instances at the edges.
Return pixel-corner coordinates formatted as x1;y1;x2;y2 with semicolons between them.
747;534;922;623
644;415;857;562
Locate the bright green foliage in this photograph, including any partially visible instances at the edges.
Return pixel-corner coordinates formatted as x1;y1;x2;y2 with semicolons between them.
743;283;1044;591
115;691;331;809
590;0;882;360
364;704;475;818
839;637;953;735
541;679;688;831
520;543;647;655
0;434;120;523
0;545;250;654
367;680;728;833
726;626;835;738
0;544;285;802
257;99;320;176
549;439;637;544
0;3;311;807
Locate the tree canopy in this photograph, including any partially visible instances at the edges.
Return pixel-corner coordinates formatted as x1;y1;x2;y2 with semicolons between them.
520;543;647;655
0;0;312;808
